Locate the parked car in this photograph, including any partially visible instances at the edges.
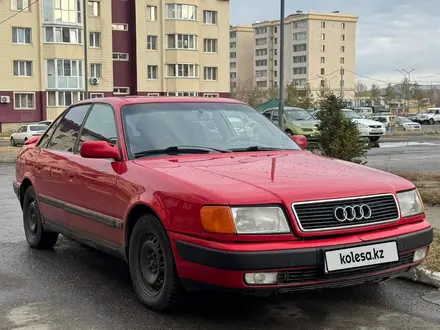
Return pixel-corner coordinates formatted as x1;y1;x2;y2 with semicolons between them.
314;109;386;142
396;116;422;131
14;97;432;312
38;120;53;126
414;108;440;124
262;107;319;141
10;124;48;146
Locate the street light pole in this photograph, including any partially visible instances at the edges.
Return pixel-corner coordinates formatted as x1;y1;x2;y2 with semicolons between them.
397;68;415;114
278;0;285;130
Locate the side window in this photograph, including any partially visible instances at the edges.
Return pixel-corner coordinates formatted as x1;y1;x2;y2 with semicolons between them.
18;126;27;133
76;103;118;152
38;114;65;148
263;110;272;119
272;111;279;122
47;104;91;152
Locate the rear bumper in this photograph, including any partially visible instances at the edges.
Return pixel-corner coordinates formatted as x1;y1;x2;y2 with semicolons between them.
172;223;432;291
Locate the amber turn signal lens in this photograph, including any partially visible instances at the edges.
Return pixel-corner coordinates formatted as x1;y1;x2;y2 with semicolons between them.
200;206;236;234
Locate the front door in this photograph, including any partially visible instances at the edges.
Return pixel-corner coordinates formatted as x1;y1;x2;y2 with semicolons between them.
35;104;91;228
14;126;28;144
65;103;124;247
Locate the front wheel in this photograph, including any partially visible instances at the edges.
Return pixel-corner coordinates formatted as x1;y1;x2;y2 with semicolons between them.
369;136;380;142
285;129;293;135
10;138;16;147
129;214;184;312
429;118;435;125
23;186;59;249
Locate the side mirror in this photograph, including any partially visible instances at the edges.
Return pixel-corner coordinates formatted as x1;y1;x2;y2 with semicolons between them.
25;136;40;145
80;141;121;160
291;135;308;149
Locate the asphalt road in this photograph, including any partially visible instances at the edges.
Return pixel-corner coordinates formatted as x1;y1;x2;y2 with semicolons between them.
1;164;440;329
368;140;440;173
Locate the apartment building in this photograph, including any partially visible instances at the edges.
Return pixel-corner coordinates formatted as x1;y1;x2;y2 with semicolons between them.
235;11;358;100
0;0;230;132
229;25;254;91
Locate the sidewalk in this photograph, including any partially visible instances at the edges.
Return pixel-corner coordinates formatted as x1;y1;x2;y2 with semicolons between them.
425;206;440;230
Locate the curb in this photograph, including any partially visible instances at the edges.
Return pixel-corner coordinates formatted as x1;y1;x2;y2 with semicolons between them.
399;266;440;289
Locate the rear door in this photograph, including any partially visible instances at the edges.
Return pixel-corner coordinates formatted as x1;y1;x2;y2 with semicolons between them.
14;126;28;143
35;104;91;229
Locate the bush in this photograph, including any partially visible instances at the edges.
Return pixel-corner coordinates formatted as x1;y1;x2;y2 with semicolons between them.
315;94;370;164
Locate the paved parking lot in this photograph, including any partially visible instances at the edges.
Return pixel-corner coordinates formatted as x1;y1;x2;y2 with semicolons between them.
1;163;440;329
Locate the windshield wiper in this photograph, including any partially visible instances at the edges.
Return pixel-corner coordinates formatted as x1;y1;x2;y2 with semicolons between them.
230;146;285;152
134;145;232;158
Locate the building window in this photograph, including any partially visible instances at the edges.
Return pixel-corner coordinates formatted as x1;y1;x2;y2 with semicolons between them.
274;38;277;44
340;57;345;64
112;24;128;31
255;38;267;46
12;0;30;11
320;57;325;64
321;33;325;40
256;81;267;88
44;26;81;44
230;42;236;48
293;32;307;41
167;34;197;49
293;43;306;52
14;93;35;109
293;55;306;63
112;52;129;61
147;35;158;50
293;20;307;29
230;31;236;38
321;21;325;28
43;0;81;24
46;59;84;90
230;82;237;89
274;27;278;33
46;91;84;107
255;60;267;66
321;80;325;87
203;39;217;53
89;32;101;47
147;65;158;79
203;93;219;97
341;46;345;52
88;1;99;16
90;93;104;98
203;10;217;24
255;27;267;34
321;45;325;52
113;87;130;95
341;34;346;41
147;5;157;21
341;22;346;29
255;49;267;56
90;63;101;78
13;61;32;77
230;72;236;78
293;79;306;86
230;52;236;58
293;67;307;75
230;62;236;69
147;93;160;96
256;70;267;77
12;27;31;44
166;4;197;20
166;64;198;78
167;92;198;97
204;67;217;81
321;68;325;75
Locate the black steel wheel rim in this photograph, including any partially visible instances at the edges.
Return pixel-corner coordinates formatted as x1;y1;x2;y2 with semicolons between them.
139;233;165;295
27;199;38;234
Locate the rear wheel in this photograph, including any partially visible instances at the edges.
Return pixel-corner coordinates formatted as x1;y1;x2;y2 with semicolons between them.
429;118;435;125
10;138;16;146
128;214;183;312
23;186;59;249
285;129;293;135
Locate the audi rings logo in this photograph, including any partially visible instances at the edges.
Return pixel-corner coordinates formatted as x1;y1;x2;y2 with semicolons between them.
333;204;372;222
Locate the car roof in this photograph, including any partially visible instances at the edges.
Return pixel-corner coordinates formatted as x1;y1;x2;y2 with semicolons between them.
75;96;245;109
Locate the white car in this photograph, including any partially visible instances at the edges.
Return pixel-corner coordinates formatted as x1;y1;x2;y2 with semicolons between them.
37;120;53;126
341;109;386;142
396;116;422;131
414;108;440;125
10;124;48;146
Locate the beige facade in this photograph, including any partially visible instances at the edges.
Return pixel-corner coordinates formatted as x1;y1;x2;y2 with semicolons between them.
229;25;254;91
135;0;231;97
233;12;358;100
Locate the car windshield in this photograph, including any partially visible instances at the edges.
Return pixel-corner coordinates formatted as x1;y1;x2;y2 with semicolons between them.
423;109;435;114
399;117;412;123
121;102;301;156
342;110;363;119
29;125;47;131
285;109;315;121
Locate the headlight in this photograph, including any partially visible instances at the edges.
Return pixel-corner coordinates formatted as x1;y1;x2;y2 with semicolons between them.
357;123;369;128
397;189;424;217
232;207;290;234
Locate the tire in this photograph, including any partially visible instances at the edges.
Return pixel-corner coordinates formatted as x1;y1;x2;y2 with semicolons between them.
10;138;16;147
285;129;293;135
128;214;183;312
429;118;434;125
369;136;380;142
22;186;59;249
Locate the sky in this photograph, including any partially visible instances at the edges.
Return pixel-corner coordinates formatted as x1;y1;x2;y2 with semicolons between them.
229;0;440;88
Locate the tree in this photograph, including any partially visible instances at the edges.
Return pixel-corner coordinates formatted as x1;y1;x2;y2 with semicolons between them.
266;86;280;100
369;84;381;104
315;94;370;164
284;82;300;106
241;86;266;108
296;83;315;109
428;87;439;106
318;79;333;100
412;82;428;111
355;81;368;97
383;84;396;106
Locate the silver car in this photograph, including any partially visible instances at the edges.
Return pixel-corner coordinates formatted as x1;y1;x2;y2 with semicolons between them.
10;124;48;146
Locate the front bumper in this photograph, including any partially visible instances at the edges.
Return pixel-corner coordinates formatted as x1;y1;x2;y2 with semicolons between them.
358;128;386;137
172;223;432;291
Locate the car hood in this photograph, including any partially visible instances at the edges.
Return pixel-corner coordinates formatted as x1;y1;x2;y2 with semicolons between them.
134;152;413;205
352;118;384;126
293;120;319;129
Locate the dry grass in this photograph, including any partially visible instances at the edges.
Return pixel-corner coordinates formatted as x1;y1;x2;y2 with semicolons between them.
392;172;440;206
424;230;440;273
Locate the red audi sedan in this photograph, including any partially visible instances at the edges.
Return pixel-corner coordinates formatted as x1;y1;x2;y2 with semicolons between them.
13;97;432;312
